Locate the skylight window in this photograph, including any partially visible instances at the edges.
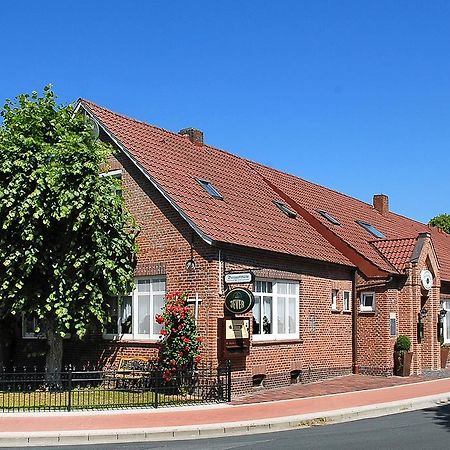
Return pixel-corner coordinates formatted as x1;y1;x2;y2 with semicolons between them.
273;200;297;219
196;179;223;200
357;220;385;238
317;210;340;225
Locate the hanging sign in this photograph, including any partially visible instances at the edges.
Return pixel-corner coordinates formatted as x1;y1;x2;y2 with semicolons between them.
224;272;254;284
224;288;255;314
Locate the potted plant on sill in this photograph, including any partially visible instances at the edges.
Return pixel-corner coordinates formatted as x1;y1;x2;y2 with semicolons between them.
394;335;413;376
440;337;450;369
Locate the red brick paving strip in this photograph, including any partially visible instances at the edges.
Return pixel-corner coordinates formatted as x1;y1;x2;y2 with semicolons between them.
231;374;430;404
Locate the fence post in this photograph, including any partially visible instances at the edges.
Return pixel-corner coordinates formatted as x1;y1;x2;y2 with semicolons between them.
67;370;73;412
154;370;159;408
226;360;232;402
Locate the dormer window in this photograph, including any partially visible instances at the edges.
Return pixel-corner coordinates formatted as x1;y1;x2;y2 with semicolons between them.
317;210;340;225
356;220;385;238
273;200;297;219
196;179;223;200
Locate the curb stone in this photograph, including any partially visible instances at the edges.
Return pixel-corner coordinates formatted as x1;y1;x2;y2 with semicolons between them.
1;393;450;447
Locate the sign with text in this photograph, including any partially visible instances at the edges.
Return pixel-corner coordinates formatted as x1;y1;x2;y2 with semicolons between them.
225;319;250;340
224;272;254;284
224;288;255;315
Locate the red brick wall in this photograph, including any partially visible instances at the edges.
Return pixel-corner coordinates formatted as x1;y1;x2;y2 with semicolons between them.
355;279;399;376
207;246;354;394
50;149;353;394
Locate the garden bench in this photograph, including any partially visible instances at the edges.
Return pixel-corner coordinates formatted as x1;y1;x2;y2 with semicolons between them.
105;357;151;391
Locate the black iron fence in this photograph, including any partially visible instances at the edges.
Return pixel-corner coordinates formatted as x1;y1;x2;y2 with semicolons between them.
0;362;231;412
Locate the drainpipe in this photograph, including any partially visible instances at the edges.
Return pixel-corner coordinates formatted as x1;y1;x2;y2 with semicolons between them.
352;269;359;374
218;249;223;295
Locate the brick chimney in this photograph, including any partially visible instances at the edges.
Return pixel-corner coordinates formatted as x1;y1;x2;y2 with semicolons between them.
179;128;203;145
373;194;389;216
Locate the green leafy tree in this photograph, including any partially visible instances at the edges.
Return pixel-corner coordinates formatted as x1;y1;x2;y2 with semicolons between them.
156;292;202;386
0;86;138;377
429;214;450;234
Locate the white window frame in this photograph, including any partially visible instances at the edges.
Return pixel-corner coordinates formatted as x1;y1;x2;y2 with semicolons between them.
100;169;122;178
389;312;397;336
103;277;166;341
252;279;299;341
343;291;351;312
360;292;376;312
442;300;450;344
331;289;338;311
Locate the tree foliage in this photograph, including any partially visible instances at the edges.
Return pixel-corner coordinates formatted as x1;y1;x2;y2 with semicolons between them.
0;86;138;370
429;214;450;234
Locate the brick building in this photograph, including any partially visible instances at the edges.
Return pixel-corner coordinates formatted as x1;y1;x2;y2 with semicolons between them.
6;99;450;393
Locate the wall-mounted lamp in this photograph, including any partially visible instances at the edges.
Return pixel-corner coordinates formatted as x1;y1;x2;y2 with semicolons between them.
439;308;447;321
419;308;428;320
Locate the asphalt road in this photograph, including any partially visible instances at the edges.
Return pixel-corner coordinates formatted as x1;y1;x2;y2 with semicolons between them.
5;404;450;450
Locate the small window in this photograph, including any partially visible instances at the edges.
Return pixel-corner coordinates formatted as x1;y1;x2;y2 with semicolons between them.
100;169;123;197
356;221;385;238
343;291;351;312
331;289;338;310
100;169;122;178
196;179;223;199
252;374;265;388
360;292;376;312
273;200;297;218
317;210;340;225
390;313;397;336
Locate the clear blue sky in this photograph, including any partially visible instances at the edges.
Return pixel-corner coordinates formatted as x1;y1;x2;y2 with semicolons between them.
2;1;449;223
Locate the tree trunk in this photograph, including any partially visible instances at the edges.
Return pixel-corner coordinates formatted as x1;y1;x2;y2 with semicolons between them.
0;317;14;369
44;319;63;388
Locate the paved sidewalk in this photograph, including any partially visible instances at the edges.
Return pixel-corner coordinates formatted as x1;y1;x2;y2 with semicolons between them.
1;374;450;447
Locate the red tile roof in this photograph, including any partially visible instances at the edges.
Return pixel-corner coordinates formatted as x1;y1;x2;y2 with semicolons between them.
80;100;352;268
79;99;450;281
249;161;450;280
371;238;418;272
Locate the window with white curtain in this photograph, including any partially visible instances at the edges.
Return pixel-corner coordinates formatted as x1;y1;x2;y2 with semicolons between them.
104;277;166;340
252;280;299;340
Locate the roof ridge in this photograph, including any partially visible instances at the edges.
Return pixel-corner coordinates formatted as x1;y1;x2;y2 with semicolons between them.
247;159;387;214
79;98;199;143
80;99;267;168
370;237;418;244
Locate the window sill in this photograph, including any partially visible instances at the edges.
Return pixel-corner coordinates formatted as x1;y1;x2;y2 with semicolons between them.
102;337;160;345
331;309;340;313
252;339;303;346
359;310;376;315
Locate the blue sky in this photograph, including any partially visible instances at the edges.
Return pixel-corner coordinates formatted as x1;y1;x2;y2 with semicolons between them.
2;1;449;223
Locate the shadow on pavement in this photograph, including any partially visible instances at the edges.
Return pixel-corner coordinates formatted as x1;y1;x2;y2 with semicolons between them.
424;403;450;432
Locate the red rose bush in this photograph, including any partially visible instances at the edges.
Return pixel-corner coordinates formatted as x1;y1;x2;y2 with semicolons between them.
155;291;202;387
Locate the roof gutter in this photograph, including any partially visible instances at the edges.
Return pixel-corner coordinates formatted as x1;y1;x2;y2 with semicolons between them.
76;100;215;247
